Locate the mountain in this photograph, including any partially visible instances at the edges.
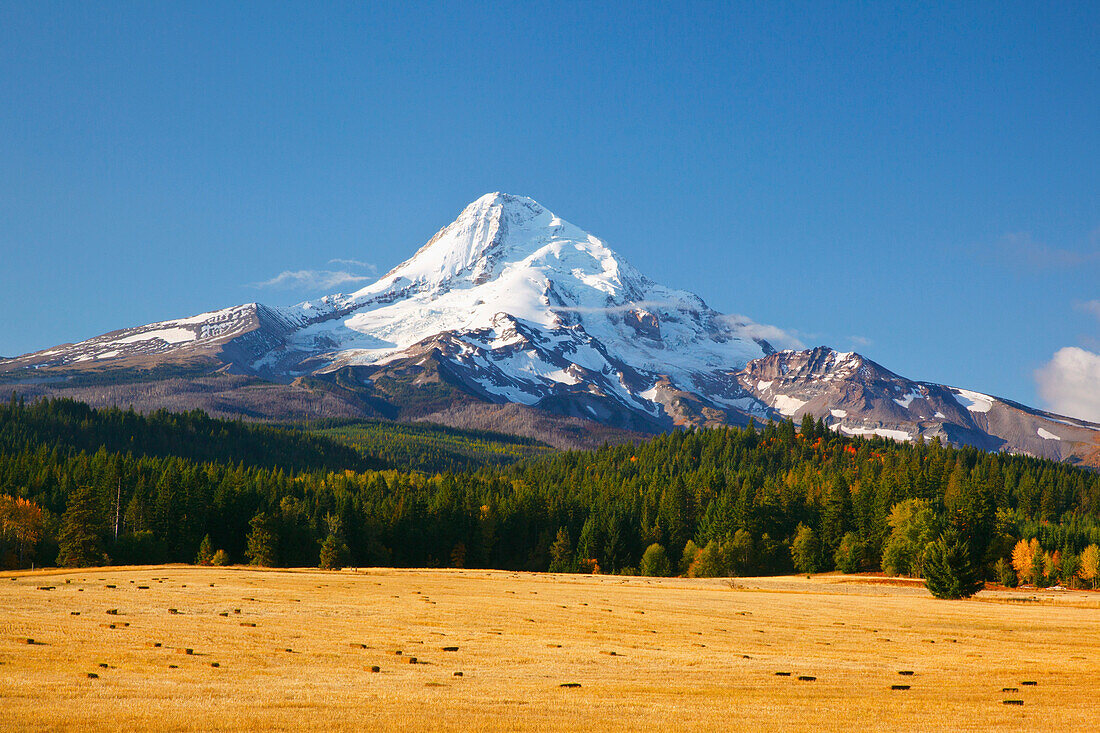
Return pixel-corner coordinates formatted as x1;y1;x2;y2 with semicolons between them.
3;193;1099;463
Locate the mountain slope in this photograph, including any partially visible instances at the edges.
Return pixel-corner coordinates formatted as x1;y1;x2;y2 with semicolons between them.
739;347;1100;465
2;193;1097;463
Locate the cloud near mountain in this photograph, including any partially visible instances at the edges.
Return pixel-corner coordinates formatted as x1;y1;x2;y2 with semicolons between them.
1036;346;1100;423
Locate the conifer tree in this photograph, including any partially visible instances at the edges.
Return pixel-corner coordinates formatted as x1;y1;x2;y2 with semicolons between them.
245;511;278;567
319;513;349;570
195;534;214;565
922;531;984;599
548;527;575;573
57;485;105;568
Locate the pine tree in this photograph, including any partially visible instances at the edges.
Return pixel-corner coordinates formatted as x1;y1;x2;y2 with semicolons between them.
922;531;984;599
57;485;105;568
319;513;349;570
548;527;575;573
245;512;278;567
195;534;214;565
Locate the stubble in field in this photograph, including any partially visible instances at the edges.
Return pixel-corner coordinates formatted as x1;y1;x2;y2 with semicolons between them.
1;567;1098;731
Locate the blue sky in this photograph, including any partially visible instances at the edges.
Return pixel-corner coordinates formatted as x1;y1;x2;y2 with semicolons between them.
1;2;1097;417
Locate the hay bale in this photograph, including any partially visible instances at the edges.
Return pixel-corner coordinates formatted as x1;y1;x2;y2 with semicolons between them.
1020;680;1037;686
798;676;816;682
891;685;910;690
442;646;459;652
774;672;791;676
1003;700;1024;706
1002;687;1018;692
560;683;581;688
898;670;914;675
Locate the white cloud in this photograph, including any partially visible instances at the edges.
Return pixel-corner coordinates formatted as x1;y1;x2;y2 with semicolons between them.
720;314;806;351
329;258;377;273
991;231;1100;270
1076;300;1100;322
849;335;873;347
1035;346;1100;422
251;270;374;291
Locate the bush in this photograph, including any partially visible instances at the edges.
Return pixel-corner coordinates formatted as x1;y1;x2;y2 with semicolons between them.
211;549;230;566
679;540;701;576
640;543;671;577
689;541;732;578
922;531;984;599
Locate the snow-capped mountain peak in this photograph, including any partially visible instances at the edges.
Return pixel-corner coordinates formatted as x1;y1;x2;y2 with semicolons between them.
5;193;1097;464
356;192;615;298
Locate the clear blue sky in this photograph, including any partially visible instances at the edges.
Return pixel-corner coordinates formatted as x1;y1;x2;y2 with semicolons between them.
1;2;1097;416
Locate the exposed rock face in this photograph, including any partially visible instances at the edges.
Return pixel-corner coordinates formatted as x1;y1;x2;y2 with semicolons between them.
737;347;1100;466
3;194;1097;463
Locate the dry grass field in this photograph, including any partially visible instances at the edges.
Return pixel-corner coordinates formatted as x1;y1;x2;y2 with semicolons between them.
2;566;1098;731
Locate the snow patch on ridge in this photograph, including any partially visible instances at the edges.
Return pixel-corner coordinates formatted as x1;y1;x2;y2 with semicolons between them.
953;388;994;413
772;395;807;416
835;424;913;442
1037;427;1061;441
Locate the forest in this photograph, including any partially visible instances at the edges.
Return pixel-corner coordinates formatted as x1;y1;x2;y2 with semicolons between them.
2;395;1098;592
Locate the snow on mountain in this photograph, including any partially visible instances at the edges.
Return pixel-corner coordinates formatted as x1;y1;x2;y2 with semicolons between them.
738;346;1100;464
248;193;774;418
2;193;1098;464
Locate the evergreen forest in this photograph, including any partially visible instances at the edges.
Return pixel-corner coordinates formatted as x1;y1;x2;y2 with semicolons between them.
2;396;1099;593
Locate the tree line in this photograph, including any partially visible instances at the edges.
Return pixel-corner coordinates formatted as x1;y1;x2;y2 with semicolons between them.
2;398;1099;597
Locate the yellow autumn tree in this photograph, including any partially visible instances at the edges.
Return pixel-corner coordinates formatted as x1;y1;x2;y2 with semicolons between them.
0;495;45;569
1079;545;1099;589
1011;538;1040;586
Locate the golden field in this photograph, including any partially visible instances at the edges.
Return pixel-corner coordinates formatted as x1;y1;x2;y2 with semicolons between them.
1;566;1098;731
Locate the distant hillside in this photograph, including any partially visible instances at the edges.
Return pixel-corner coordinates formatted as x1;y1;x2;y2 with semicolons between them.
0;396;372;474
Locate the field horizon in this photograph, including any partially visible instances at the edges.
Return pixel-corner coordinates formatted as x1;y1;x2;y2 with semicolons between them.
3;565;1098;731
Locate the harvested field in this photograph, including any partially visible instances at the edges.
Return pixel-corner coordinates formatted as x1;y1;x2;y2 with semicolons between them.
1;566;1098;731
